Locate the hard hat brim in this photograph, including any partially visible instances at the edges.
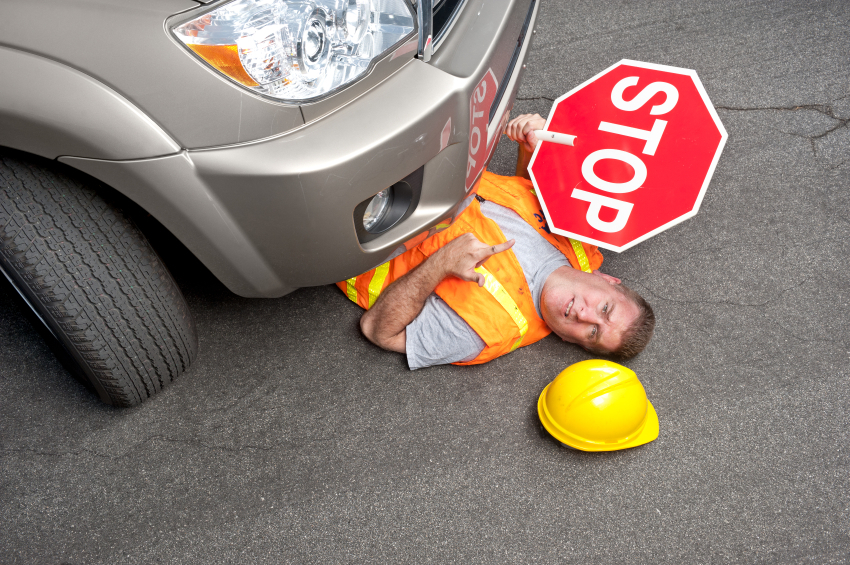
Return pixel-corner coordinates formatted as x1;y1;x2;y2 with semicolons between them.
537;382;660;452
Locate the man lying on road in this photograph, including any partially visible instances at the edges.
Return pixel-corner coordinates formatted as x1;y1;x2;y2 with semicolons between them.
338;113;655;369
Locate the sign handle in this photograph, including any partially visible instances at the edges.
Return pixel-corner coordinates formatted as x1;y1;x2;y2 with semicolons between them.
533;130;576;146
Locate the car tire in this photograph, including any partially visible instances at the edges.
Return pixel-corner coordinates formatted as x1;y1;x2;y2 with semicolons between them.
0;149;198;407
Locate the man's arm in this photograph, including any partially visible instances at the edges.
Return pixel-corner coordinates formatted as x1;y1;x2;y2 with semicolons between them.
504;113;546;178
359;233;515;353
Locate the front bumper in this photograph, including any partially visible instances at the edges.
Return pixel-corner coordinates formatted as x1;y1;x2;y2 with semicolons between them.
62;0;539;298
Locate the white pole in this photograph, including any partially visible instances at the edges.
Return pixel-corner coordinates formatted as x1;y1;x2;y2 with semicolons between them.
533;130;576;146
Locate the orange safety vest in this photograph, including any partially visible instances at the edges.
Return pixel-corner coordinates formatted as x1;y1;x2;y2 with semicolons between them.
337;171;604;364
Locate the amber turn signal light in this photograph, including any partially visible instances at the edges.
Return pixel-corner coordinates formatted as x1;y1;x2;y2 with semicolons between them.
188;44;259;87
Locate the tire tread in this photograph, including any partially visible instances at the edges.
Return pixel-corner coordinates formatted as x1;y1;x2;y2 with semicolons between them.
0;151;198;406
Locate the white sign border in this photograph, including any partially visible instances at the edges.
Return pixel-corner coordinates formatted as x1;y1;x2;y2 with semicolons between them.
527;59;728;253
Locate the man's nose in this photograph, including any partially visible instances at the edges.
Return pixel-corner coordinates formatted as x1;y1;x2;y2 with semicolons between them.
576;306;600;323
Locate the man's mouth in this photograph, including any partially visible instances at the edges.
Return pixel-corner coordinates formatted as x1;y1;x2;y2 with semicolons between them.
565;298;574;318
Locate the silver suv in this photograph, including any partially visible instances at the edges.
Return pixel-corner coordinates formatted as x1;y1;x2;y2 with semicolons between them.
0;0;538;405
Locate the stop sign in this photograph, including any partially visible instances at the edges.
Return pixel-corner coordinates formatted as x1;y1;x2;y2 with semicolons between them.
528;60;727;252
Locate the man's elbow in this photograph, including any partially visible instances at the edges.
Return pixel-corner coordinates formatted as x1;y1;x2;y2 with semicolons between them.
359;311;406;353
359;312;378;345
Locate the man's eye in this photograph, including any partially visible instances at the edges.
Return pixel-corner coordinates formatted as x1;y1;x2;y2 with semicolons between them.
590;325;597;339
602;304;608;314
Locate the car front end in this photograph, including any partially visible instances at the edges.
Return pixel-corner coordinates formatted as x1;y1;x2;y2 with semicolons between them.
2;0;539;297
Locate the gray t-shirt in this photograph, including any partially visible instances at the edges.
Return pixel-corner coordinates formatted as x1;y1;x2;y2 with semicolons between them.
405;197;571;369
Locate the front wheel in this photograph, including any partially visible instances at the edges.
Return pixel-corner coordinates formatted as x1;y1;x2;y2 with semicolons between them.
0;149;198;407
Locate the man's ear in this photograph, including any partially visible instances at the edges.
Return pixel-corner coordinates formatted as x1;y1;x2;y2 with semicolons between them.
592;270;621;285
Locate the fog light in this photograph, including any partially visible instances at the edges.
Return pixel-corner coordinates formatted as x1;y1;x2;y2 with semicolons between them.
354;168;422;243
363;188;393;232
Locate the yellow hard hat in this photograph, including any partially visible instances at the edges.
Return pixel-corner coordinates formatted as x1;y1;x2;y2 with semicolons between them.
538;360;658;452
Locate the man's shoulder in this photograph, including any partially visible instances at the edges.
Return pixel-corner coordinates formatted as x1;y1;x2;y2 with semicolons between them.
481;171;534;191
479;171;537;208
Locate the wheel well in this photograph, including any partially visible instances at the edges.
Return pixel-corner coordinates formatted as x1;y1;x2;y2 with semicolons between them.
0;146;215;292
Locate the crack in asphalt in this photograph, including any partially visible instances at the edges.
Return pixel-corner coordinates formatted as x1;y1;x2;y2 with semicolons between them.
668;235;848;264
0;433;339;460
2;415;437;461
630;274;846;345
717;95;850;168
519;96;849;168
701;103;847;142
631;272;817;309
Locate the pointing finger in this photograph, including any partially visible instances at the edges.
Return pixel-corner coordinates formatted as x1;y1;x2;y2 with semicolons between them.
475;240;515;267
492;239;515;254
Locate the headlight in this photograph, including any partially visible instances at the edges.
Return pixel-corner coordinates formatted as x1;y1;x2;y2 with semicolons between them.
172;0;416;102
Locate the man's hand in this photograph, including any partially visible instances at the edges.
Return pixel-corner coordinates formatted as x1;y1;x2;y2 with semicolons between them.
432;233;516;287
359;233;515;353
505;113;546;154
504;113;546;178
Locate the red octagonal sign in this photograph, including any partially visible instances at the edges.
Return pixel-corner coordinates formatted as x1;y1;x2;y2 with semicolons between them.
528;60;727;252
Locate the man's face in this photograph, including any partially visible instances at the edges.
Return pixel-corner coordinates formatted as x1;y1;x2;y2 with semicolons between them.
540;267;640;354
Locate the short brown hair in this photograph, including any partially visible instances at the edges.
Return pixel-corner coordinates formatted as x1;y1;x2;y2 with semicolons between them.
587;283;655;359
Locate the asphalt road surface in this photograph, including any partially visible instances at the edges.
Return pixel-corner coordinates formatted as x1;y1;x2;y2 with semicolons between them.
2;1;849;563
